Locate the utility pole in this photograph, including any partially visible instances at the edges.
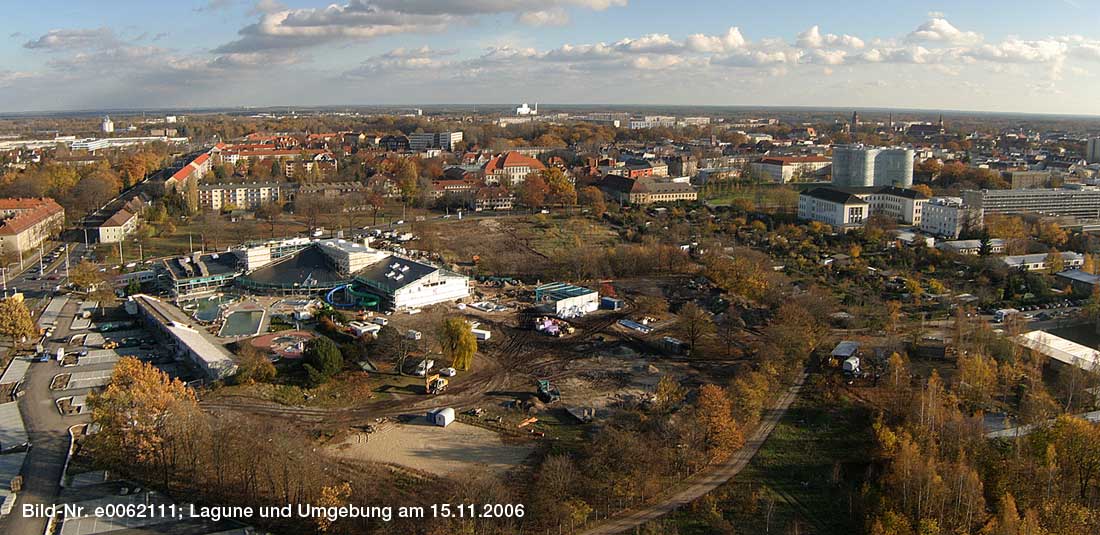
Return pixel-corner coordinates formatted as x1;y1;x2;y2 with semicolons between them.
64;244;69;278
38;243;43;274
118;240;123;265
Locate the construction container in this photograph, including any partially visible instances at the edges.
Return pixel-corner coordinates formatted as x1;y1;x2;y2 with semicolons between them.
427;407;455;427
471;328;491;341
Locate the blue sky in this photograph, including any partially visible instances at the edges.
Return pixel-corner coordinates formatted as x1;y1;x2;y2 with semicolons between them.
2;1;1099;114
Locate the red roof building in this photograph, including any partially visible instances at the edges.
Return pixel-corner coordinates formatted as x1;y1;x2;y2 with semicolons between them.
482;152;546;186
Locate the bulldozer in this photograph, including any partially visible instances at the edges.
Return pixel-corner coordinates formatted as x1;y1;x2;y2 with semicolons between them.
426;373;449;395
535;379;560;404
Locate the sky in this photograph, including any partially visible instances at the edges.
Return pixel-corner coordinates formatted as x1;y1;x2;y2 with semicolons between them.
1;0;1100;115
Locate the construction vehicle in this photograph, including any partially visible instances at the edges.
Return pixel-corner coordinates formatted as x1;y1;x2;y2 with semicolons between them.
535;379;560;404
426;373;449;395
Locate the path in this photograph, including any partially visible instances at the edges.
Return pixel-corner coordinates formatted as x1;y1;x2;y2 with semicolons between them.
579;372;807;535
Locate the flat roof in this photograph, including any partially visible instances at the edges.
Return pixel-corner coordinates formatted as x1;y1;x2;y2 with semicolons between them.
0;402;28;451
1016;330;1100;372
159;253;240;281
535;282;598;301
131;295;236;379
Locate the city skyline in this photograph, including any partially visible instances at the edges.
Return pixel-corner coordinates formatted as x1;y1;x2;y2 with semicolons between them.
2;1;1099;115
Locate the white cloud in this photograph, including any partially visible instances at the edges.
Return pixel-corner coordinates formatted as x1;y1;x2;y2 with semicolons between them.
796;26;864;49
906;16;982;45
966;39;1067;63
518;8;570;26
23;28;121;51
684;27;746;53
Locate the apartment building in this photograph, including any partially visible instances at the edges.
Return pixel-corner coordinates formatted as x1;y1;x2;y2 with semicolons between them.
0;198;65;255
198;182;287;211
920;197;982;239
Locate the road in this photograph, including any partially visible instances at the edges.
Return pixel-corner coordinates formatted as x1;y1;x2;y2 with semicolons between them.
578;372;807;535
0;276;96;535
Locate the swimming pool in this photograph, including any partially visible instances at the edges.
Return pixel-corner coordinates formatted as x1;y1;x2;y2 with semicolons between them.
219;310;265;337
188;295;236;323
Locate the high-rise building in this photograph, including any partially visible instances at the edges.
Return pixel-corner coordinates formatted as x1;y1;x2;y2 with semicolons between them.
1086;137;1100;163
831;144;914;188
101;115;114;133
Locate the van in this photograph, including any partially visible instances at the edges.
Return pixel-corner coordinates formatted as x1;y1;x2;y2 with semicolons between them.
414;359;434;376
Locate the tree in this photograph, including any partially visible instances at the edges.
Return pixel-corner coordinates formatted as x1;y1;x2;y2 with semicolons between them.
0;297;36;345
519;173;549;209
579;186;606;217
303;336;343;385
695;384;744;463
542;167;577;206
86;357;198;474
255;200;285;238
653;374;687;412
69;260;107;291
366;192;385;225
676;302;714;354
1045;249;1065;274
1083;254;1096;275
233;344;276;385
438;317;477;371
910;183;934;198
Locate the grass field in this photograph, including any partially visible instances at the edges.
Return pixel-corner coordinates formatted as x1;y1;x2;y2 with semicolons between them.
661;382;875;535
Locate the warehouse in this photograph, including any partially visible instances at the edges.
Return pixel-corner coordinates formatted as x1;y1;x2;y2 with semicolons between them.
535;282;600;318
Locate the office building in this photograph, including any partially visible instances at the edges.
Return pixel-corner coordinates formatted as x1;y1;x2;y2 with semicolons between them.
750;156;831;183
409;132;463;151
797;188;869;229
963;188;1100;219
831;145;914;188
920;197;981;239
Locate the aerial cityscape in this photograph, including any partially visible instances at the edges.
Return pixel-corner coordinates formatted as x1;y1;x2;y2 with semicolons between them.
0;2;1099;535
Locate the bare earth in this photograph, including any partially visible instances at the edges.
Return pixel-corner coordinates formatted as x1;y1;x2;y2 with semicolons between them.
327;418;534;476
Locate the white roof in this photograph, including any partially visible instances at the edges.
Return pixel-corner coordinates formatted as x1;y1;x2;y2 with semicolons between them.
1016;330;1100;372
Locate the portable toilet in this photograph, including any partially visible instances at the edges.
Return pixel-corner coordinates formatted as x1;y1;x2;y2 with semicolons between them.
427;407;455;427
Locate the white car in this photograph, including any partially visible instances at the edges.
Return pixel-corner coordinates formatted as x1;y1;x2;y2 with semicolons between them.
440;367;457;377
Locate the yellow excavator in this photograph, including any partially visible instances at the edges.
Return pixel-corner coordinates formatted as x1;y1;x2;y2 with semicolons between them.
426;373;448;395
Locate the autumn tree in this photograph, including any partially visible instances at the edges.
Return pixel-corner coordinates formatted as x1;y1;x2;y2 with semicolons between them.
1045;249;1065;274
233;344;276;385
910;183;934;198
69;260;107;291
0;297;36;345
438;316;477;371
579;186;606;217
519;172;549;209
694;384;744;463
255;200;285;238
541;167;577;206
86;357;199;476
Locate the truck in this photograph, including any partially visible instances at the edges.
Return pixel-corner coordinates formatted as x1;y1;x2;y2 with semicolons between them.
994;308;1020;323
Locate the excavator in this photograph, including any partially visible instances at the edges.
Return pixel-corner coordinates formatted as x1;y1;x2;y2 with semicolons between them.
535;379;560;404
425;373;449;395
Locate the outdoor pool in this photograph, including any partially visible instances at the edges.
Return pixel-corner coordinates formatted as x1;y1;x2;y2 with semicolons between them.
188;295;236;323
219;310;265;337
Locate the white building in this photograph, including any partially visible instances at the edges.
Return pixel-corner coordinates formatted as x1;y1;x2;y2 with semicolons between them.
798;188;869;229
316;238;388;275
750;156;831;183
863;186;928;225
920;197;981;239
355;256;470;310
101;116;114;134
1001;252;1084;272
516;103;538;116
832;144;914;187
535;282;600;318
409;131;463;151
936;239;1007;255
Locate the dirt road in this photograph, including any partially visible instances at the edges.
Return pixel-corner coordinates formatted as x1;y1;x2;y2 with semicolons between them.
578;372;807;535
